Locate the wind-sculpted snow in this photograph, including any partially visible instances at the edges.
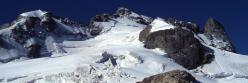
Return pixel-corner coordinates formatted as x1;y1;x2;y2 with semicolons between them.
20;10;47;18
0;8;247;83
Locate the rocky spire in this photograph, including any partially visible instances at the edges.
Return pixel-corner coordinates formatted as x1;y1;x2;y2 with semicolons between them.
204;17;236;52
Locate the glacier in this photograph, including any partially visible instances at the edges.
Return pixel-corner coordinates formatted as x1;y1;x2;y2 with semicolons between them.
0;8;247;83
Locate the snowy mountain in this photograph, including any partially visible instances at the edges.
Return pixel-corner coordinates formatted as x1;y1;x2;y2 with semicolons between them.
0;10;89;62
0;7;247;83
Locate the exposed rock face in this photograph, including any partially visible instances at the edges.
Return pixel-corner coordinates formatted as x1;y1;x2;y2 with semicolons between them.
139;25;152;42
166;18;199;33
88;13;112;36
91;13;111;22
0;10;87;60
27;44;41;58
40;13;56;32
140;70;199;83
25;17;38;28
116;7;132;16
12;21;42;58
204;18;236;52
116;7;152;25
144;28;205;69
88;7;152;36
12;24;36;44
96;52;117;66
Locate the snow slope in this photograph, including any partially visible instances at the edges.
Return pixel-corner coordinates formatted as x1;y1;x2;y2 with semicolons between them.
20;10;47;18
0;10;248;83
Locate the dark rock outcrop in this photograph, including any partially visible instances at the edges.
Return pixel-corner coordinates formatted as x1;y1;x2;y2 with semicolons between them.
204;18;236;52
96;52;117;66
12;24;36;44
144;28;205;69
88;13;112;36
25;17;39;28
0;10;86;60
116;7;132;16
91;13;111;22
12;19;41;58
140;70;199;83
27;44;41;58
139;25;152;42
40;13;56;32
166;18;199;33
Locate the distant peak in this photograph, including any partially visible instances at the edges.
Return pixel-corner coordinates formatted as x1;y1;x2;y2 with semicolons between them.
117;7;130;11
20;10;48;17
205;17;224;29
204;17;236;52
116;7;132;16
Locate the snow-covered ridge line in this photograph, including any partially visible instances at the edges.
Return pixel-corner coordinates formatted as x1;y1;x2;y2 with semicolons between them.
20;10;48;17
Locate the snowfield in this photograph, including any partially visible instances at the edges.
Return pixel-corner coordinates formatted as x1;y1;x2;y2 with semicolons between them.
0;10;248;83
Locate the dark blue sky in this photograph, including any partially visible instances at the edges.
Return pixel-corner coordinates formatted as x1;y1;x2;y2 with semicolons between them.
0;0;247;54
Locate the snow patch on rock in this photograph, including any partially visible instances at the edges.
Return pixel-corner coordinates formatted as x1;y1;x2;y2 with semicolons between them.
150;17;175;32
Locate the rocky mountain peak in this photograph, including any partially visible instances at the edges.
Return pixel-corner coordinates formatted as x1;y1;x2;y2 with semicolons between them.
204;17;236;52
0;10;88;62
116;7;132;16
204;18;225;33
